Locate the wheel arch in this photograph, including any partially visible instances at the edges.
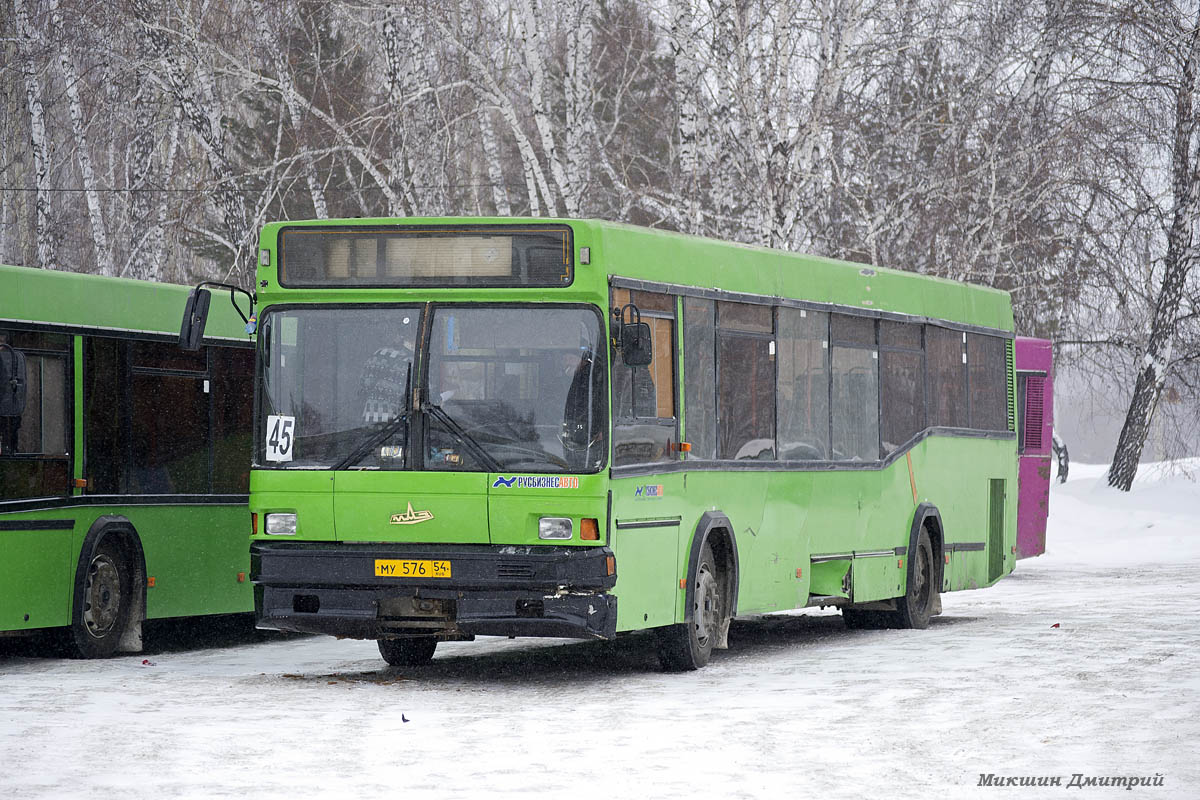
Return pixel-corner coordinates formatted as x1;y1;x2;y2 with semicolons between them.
72;515;147;649
683;511;740;623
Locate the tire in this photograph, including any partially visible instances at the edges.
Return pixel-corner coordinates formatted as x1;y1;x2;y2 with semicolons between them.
893;527;936;629
378;637;437;667
658;541;725;671
68;537;132;659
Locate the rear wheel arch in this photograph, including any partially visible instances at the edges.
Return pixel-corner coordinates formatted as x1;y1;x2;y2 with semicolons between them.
683;511;739;623
911;503;945;591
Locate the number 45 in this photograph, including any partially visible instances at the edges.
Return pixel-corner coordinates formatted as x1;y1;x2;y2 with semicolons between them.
266;415;295;462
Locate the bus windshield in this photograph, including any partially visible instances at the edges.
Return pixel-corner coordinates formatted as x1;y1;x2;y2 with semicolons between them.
258;304;606;472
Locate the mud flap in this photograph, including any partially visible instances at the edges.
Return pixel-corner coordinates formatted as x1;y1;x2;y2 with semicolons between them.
715;617;731;650
931;592;943;617
117;565;146;653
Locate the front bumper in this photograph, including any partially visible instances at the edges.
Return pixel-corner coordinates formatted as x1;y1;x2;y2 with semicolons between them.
251;541;617;641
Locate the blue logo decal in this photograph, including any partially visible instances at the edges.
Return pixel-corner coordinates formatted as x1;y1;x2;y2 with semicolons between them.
491;475;580;489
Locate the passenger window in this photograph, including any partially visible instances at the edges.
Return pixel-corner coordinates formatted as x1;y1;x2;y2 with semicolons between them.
0;329;71;501
968;334;1008;431
612;288;677;466
682;298;717;460
776;308;829;460
717;302;774;460
927;326;967;428
830;315;878;461
880;321;925;454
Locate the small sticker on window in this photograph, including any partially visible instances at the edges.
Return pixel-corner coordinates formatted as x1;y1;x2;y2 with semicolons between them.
266;415;295;462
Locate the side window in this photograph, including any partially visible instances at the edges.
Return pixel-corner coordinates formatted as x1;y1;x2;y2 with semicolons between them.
0;329;71;501
777;308;829;460
716;301;775;460
683;297;716;460
129;341;210;494
212;346;254;493
84;336;122;493
85;336;253;495
830;315;879;461
926;326;967;428
612;288;677;466
880;321;925;455
968;334;1008;431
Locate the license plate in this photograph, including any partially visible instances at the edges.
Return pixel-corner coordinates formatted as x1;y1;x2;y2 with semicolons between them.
374;559;452;578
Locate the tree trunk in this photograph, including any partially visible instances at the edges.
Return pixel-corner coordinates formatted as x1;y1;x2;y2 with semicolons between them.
13;0;57;270
255;1;328;219
133;0;252;273
1108;8;1200;491
49;0;112;275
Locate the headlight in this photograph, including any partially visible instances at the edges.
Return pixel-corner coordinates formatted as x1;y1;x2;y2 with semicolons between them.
538;517;572;540
265;512;297;535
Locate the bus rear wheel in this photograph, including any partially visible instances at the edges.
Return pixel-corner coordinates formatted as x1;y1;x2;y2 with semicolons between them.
68;538;132;659
658;541;725;671
378;637;437;667
894;527;935;629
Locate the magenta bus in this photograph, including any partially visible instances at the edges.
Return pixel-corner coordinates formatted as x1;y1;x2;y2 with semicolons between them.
1015;337;1053;559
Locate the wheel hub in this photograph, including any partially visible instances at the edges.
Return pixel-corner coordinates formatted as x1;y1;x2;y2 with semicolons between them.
693;564;720;647
84;554;121;639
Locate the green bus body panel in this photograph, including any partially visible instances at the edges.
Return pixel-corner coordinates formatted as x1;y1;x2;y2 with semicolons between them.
251;470;335;541
0;504;251;632
248;218;1018;634
487;474;607;546
2;264;255;636
0;263;249;341
335;471;490;544
605;436;1016;632
0;516;74;630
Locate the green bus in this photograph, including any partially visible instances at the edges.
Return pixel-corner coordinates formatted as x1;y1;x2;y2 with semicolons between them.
1;264;255;657
183;218;1017;670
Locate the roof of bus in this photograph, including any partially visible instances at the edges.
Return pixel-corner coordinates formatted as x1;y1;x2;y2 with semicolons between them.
0;263;251;342
259;217;1014;332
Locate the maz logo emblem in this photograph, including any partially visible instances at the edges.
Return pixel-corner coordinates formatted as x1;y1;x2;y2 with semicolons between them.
390;503;434;525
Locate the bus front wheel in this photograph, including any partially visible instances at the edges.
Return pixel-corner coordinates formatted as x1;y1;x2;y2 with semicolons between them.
378;636;437;667
658;541;725;671
68;538;133;659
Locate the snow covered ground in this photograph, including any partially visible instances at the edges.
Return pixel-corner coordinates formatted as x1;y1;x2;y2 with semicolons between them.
3;463;1198;799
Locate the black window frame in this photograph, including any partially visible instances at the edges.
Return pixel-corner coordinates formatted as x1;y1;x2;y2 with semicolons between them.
610;287;679;468
607;276;1016;477
879;321;927;456
277;223;575;290
715;301;777;461
84;332;253;497
0;327;74;501
829;313;880;462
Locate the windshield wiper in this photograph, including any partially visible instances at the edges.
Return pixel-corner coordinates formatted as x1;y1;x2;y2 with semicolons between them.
422;401;503;472
331;413;410;471
332;364;411;471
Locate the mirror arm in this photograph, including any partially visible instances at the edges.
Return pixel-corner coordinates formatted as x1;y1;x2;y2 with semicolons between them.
195;281;257;326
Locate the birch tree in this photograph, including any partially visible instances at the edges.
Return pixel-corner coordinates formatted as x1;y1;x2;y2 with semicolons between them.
132;0;253;272
12;0;57;270
48;0;112;275
1109;3;1200;490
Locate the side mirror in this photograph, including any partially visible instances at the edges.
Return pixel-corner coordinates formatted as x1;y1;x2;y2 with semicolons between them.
621;321;653;367
0;344;27;417
179;287;212;351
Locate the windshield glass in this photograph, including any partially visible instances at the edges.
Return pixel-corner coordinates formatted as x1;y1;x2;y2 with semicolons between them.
426;306;606;473
259;306;421;469
257;304;606;472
